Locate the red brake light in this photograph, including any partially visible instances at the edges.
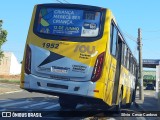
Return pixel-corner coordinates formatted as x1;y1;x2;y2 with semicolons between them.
91;52;105;82
25;45;31;74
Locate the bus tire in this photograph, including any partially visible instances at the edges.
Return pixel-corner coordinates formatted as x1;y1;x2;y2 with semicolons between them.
115;90;122;113
59;96;77;109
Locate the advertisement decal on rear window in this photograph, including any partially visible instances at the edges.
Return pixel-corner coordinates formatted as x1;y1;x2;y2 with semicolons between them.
37;8;101;37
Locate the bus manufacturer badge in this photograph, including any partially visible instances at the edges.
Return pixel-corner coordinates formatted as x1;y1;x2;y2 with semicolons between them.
51;66;70;73
72;65;87;73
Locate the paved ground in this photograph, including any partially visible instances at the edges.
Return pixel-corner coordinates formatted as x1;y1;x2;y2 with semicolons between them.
0;83;159;120
0;83;54;100
136;89;160;111
0;83;21;95
135;89;160;120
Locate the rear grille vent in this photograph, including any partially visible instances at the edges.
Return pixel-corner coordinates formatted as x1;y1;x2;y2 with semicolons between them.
50;75;70;81
47;83;68;89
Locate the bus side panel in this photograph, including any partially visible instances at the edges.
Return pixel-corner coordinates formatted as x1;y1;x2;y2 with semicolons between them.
100;56;117;106
103;52;112;105
104;11;118;106
93;10;115;105
106;57;117;105
94;10;119;106
115;66;124;105
126;75;131;103
127;73;136;103
117;66;136;105
92;39;109;99
118;66;128;104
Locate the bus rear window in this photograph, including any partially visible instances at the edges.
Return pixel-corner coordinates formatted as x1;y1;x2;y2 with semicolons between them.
37;8;101;37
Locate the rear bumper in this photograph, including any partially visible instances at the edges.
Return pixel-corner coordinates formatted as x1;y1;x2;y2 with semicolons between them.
21;74;96;98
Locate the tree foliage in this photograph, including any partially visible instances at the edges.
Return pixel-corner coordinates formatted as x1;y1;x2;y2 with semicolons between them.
0;20;7;60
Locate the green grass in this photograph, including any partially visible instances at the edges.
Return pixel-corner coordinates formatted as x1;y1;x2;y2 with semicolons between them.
0;79;20;84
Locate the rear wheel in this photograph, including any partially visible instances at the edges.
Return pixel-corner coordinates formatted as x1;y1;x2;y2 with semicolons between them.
59;96;77;109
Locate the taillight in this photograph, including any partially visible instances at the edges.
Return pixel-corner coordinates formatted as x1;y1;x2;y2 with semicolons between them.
25;45;31;74
91;52;105;82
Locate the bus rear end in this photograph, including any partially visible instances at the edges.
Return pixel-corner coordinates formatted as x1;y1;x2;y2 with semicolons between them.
20;4;108;108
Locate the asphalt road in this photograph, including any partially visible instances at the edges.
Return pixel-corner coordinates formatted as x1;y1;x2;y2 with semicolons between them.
0;83;157;120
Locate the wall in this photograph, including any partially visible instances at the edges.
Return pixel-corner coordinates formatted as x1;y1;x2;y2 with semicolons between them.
9;53;21;75
143;70;156;80
0;52;11;75
0;52;21;75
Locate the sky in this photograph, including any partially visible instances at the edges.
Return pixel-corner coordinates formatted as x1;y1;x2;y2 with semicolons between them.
0;0;160;63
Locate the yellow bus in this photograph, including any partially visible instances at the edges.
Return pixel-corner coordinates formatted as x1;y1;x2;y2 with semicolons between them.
20;3;138;110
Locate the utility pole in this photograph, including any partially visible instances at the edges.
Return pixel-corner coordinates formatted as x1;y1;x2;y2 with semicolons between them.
138;28;144;101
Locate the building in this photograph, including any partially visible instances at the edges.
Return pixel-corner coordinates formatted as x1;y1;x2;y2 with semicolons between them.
143;59;160;98
0;52;21;75
143;70;156;86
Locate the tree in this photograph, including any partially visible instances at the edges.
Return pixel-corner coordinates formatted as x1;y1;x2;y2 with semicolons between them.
0;20;7;60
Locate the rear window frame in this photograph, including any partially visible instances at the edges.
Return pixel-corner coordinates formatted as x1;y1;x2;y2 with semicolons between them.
33;4;106;42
